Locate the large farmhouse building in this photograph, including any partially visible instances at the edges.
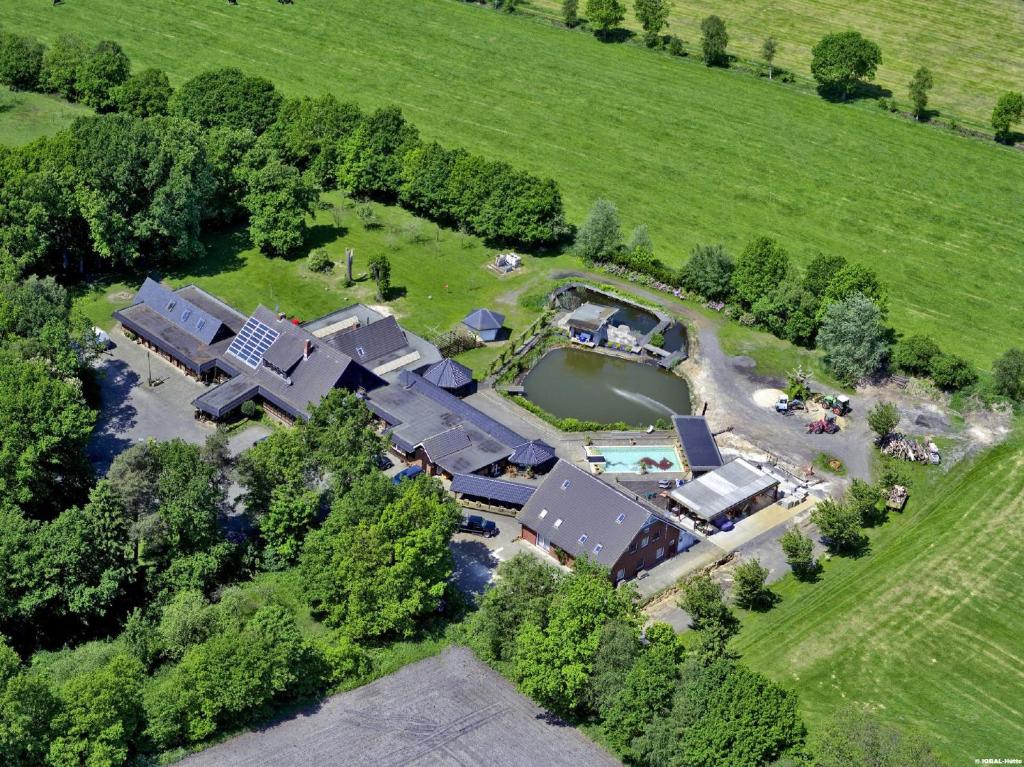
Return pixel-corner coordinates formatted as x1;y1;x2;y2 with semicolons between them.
519;460;697;583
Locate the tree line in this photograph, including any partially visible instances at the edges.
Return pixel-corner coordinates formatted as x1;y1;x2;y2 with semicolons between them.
0;30;568;283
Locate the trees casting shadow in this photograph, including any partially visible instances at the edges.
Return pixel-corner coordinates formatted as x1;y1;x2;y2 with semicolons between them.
817;81;893;103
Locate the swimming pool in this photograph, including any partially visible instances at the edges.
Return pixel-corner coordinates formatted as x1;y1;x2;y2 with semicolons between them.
592;445;683;473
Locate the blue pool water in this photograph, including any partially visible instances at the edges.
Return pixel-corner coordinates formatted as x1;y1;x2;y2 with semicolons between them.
595;445;682;473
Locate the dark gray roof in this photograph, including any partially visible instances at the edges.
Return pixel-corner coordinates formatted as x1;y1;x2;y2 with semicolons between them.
519;461;675;568
329;315;408;364
462;308;505;331
451;474;536;506
421;426;472;461
672;416;724;472
510;439;556;467
262;335;306;373
669;458;779;521
134;278;224;345
192;375;259;417
423;358;474;389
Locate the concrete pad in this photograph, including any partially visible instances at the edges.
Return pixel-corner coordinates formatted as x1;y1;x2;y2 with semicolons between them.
707;498;817;554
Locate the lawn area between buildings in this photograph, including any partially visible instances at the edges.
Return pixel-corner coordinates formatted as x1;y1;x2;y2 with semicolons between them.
6;0;1024;368
75;194;577;375
733;433;1024;764
526;0;1023;131
0;85;90;145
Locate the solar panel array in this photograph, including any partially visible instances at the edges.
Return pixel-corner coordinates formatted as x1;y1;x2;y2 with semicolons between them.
226;317;280;368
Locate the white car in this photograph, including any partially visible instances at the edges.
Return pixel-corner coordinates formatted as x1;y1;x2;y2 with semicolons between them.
775;395;789;413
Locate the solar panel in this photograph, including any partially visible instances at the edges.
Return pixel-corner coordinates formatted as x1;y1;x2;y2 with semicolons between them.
226;317;280;368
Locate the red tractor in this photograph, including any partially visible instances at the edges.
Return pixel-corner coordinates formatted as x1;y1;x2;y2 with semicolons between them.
806;414;839;434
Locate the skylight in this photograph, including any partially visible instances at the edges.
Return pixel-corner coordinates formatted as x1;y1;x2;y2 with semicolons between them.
355;346;366;357
561;480;571;490
539;509;548;519
553;519;563;528
578;534;588;544
196;318;206;331
167;300;176;311
593;543;603;554
181;309;192;322
615;513;626;524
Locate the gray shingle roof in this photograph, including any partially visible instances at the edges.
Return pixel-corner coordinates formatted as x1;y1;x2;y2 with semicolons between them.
669;458;779;521
330;315;408;364
519;461;673;568
672;416;724;472
462;308;505;332
134;277;224;345
451;474;536;506
510;439;556;467
423;358;474;389
421;426;472;461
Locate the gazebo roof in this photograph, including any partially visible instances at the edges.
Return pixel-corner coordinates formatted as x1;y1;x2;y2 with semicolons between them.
422;358;474;390
510;439;556;467
462;308;505;331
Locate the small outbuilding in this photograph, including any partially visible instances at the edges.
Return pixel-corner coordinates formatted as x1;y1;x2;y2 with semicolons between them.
462;308;505;342
565;302;617;347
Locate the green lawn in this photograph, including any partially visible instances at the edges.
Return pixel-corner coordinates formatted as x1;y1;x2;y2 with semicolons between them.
75;194;574;372
733;435;1024;764
0;85;90;145
717;320;847;391
527;0;1023;131
7;0;1023;368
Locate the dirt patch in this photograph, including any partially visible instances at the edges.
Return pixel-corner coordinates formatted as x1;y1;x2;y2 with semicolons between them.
112;290;134;302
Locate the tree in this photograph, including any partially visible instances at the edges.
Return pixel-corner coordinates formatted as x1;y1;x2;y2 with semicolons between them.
848;478;887;527
678;573;739;656
810;31;882;100
681;243;733;301
699;15;729;67
304;389;384;494
0;639;59;766
732;236;789;308
112;68;173;117
634;0;671;47
202;125;257;225
144;606;324;749
367;253;392;301
991;91;1023;143
867;402;900;442
467;554;562;663
908;66;933;119
732;558;772;610
338;105;420;199
590;620;642;713
817;293;888;385
261;94;363;188
0;347;95;516
76;40;132;112
779;527;815;580
762;37;777;79
811;499;864;554
0;32;44;91
563;0;580;27
574;198;622;264
47;654;145;767
301;476;460;640
637;658;805;767
586;0;626;38
992;348;1024;401
813;707;944;767
66;114;214;265
820;262;886;317
169;67;283;134
156;590;218;661
513;558;638;715
929;353;977;390
891;334;940;376
40;33;89;99
802;252;848;297
240;147;318;256
601;639;678;758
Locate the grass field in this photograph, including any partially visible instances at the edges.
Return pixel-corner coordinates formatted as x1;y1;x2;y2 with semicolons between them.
6;0;1023;368
75;194;575;372
527;0;1024;130
733;436;1024;763
0;85;90;145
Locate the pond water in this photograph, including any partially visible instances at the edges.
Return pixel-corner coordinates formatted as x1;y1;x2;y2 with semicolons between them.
660;322;688;354
523;348;692;426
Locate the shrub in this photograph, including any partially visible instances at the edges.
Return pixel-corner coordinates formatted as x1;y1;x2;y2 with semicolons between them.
811;499;864;554
76;40;132;112
573;198;622;264
667;36;685;57
892;335;941;376
699;15;728;67
0;31;45;91
779;528;816;580
307;248;333;273
991;91;1023;144
732;559;772;610
867;402;900;441
681;243;733;302
929;353;977;391
240;400;257;418
112;68;173;117
817;293;887;385
40;33;89;99
732;236;788;308
992;348;1024;401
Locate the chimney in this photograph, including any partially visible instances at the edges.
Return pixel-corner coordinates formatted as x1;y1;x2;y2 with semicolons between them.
303;339;311;360
277;311;286;322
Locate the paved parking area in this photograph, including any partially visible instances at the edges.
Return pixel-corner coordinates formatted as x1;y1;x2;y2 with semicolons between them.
180;646;619;767
88;330;213;472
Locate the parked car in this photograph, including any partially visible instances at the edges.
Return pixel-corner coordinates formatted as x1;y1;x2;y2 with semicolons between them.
391;465;423;484
375;453;394;470
458;514;498;537
789;398;805;410
775;394;789;413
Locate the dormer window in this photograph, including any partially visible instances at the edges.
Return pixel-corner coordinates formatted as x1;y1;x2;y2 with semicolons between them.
167;300;176;311
561;480;571;490
578;534;588;544
553;519;562;528
593;543;603;554
615;513;626;524
181;309;191;322
197;319;206;331
355;346;366;357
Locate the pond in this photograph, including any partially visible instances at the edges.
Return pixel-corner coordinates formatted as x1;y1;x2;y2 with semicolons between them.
560;287;660;335
523;348;692;426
